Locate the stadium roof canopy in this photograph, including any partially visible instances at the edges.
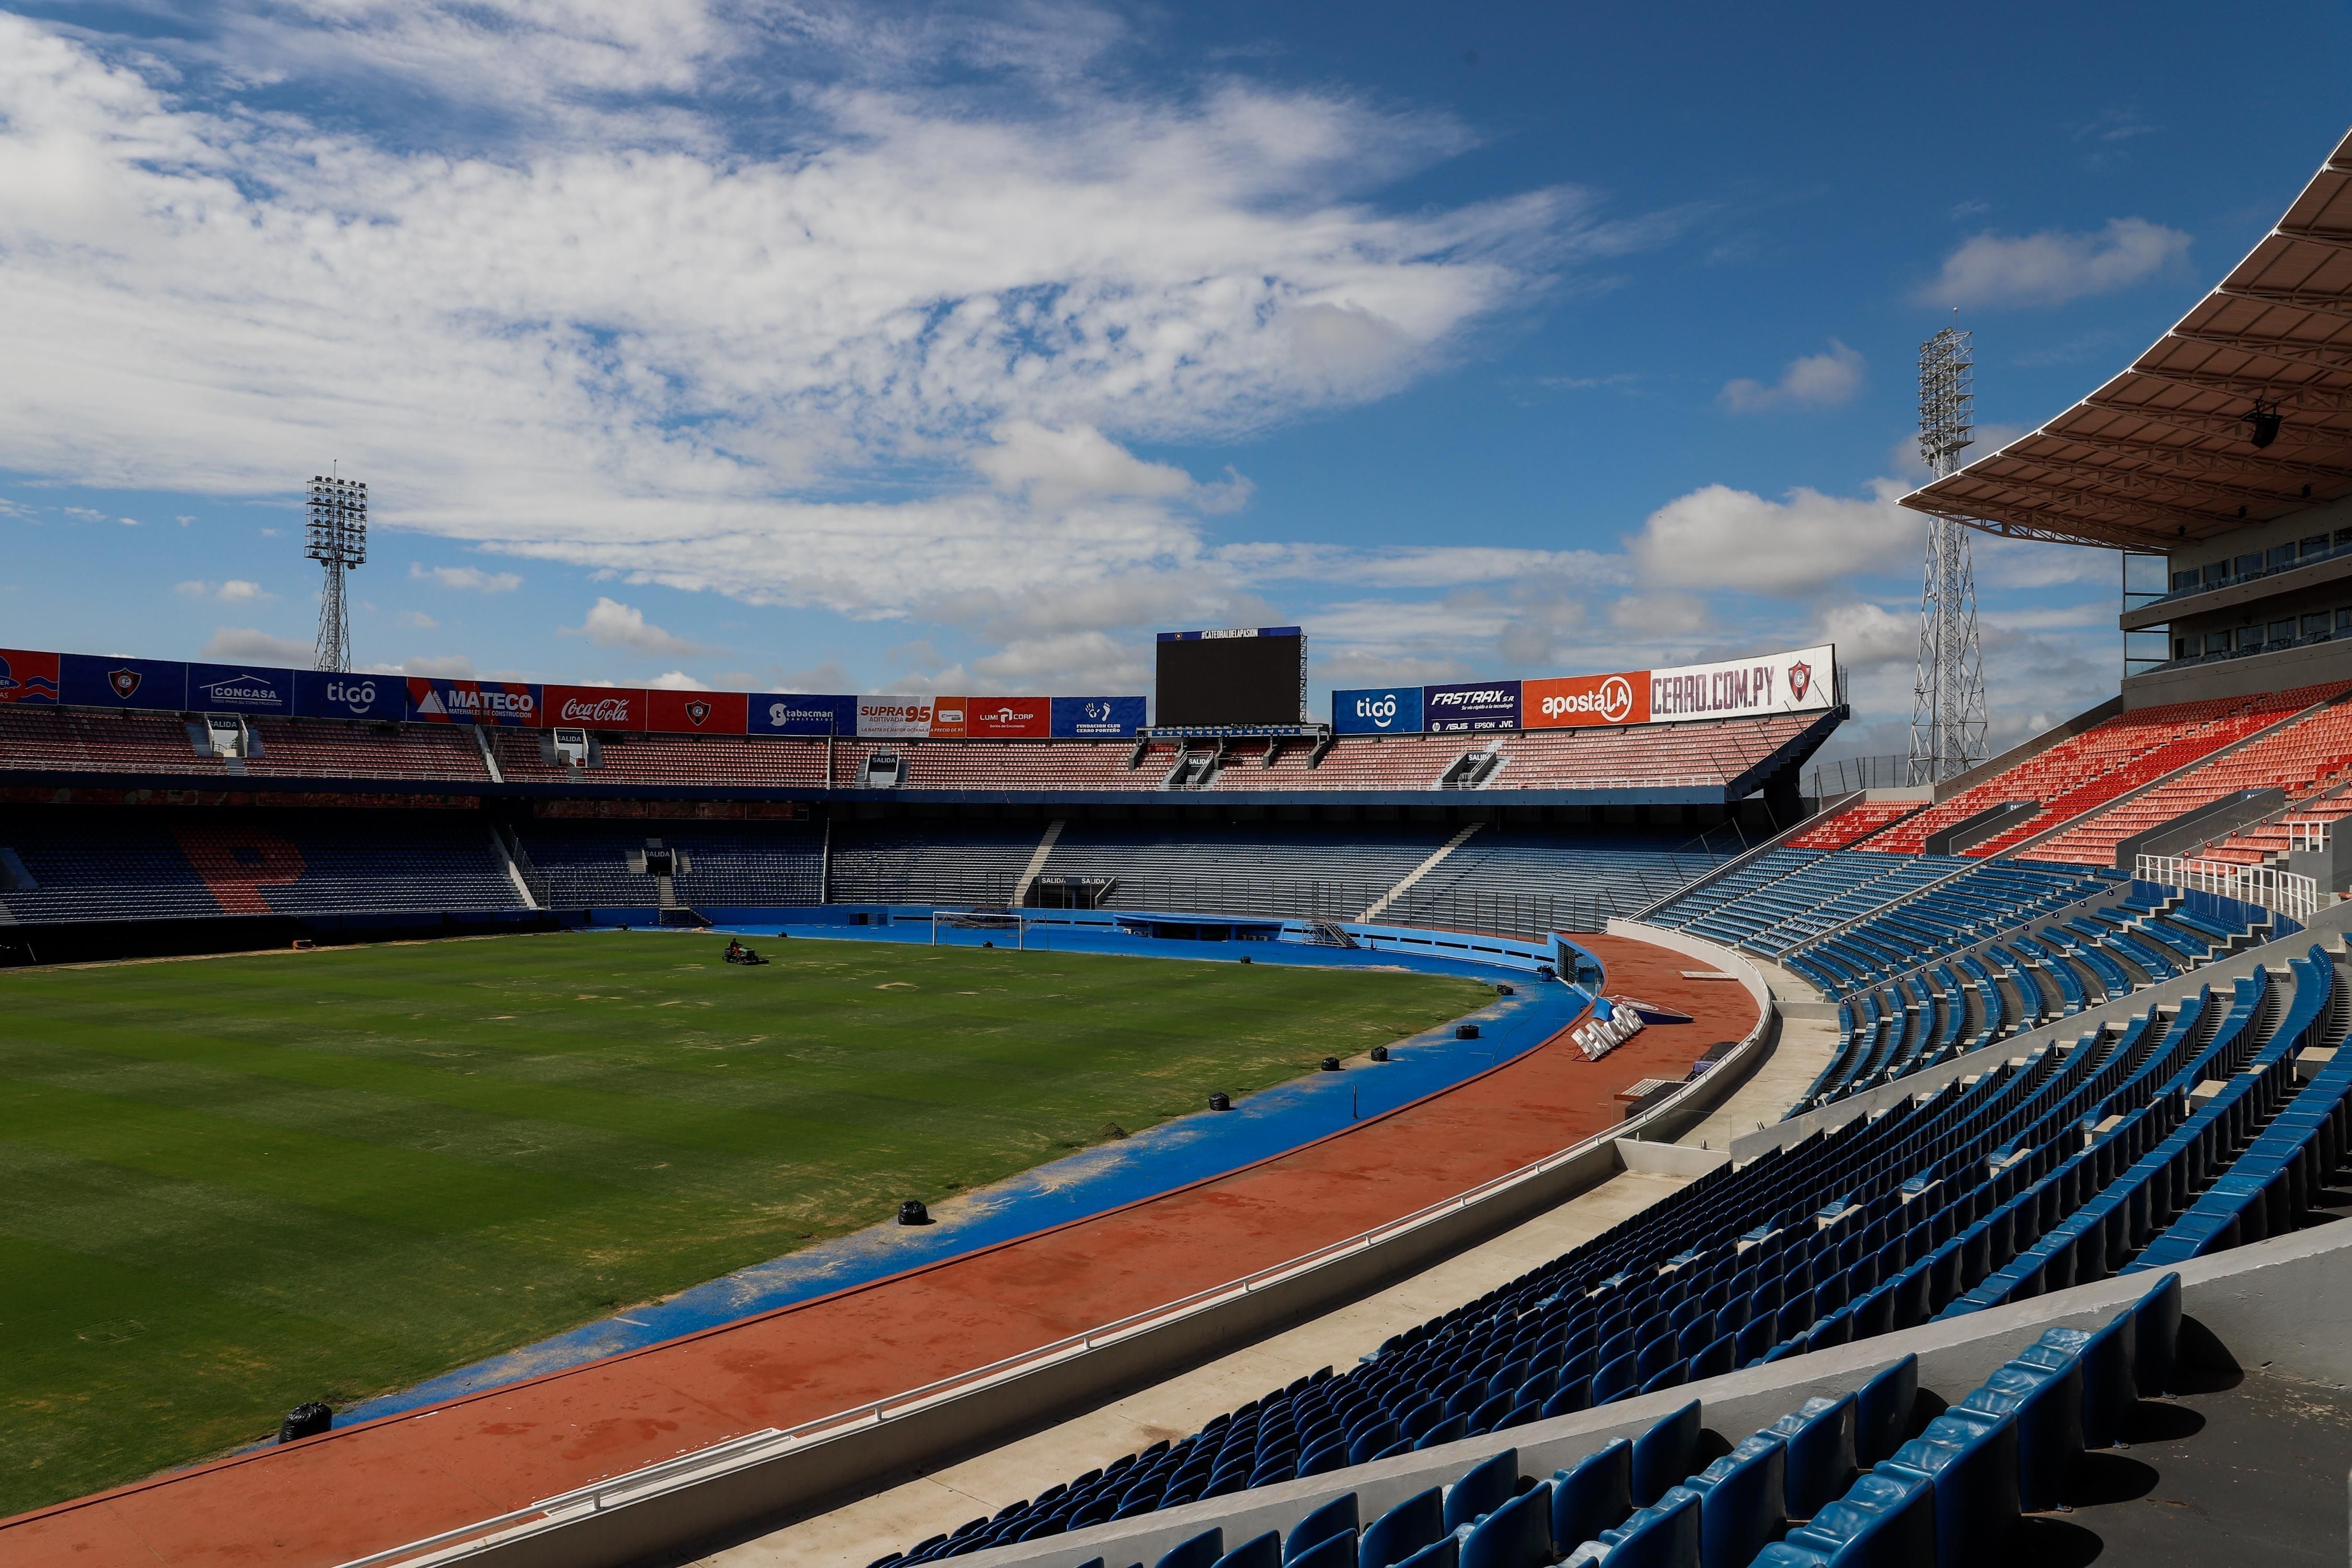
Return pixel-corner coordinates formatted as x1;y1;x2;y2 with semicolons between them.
1904;129;2352;551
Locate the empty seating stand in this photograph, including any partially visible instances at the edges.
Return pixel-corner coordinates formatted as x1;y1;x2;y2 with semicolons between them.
880;1282;2188;1568
885;932;2350;1557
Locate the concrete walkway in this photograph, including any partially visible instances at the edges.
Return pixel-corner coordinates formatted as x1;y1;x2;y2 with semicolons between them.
691;1171;1692;1568
1674;1012;1839;1152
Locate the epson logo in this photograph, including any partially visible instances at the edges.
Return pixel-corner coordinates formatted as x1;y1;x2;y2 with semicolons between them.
1540;676;1634;724
1353;694;1401;729
326;678;377;711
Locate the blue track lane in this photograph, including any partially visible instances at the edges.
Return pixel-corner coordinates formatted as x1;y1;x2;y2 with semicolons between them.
329;923;1596;1428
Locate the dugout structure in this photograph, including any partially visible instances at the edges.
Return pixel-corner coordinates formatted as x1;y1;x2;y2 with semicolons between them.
929;908;1027;947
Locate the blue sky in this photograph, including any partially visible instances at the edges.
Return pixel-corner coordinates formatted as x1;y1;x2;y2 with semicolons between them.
2;1;2348;762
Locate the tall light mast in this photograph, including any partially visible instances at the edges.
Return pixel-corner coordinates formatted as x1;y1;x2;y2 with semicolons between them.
1908;324;1990;784
306;469;367;672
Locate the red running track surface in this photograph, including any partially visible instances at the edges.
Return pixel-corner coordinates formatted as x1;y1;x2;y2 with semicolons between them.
2;934;1757;1568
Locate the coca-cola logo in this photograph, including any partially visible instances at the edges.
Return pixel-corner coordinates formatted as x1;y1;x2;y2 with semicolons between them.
560;696;635;723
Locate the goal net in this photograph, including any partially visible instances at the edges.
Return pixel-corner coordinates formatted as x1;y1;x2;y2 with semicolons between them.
929;908;1027;948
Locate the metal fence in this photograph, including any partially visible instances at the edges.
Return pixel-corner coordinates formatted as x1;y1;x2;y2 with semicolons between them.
1803;755;1914;797
2135;854;2320;924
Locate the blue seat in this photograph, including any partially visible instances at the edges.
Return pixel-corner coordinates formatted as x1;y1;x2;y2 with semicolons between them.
1631;1401;1702;1506
1298;1440;1351;1479
1784;1459;1936;1568
2016;1318;2135;1450
1214;1532;1281;1568
1347;1422;1400;1466
1881;1411;2018;1564
1443;1449;1519;1532
1414;1416;1470;1452
1596;1490;1699;1568
1854;1355;1917;1466
1285;1494;1358;1563
1287;1537;1356;1568
1767;1395;1857;1518
1680;1435;1785;1568
2132;1271;2183;1396
1389;1540;1457;1568
1160;1529;1225;1568
1361;1488;1445;1568
1957;1361;2081;1513
1457;1481;1552;1568
1550;1437;1632;1551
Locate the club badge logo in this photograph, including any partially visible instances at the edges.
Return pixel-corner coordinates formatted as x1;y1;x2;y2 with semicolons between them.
108;667;142;699
1788;660;1813;701
684;699;711;727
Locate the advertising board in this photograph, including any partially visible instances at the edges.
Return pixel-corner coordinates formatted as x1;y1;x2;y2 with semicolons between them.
926;697;969;740
965;696;1052;739
750;693;855;735
0;649;60;706
1423;679;1520;733
294;671;405;722
645;688;747;735
406;678;540;725
1647;643;1835;723
1050;696;1145;738
542;685;648;730
61;653;187;711
187;662;295;716
1523;671;1648;729
856;696;939;739
1331;686;1424;735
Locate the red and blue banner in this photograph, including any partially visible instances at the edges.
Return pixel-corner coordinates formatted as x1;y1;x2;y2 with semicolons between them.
646;688;747;735
0;649;60;705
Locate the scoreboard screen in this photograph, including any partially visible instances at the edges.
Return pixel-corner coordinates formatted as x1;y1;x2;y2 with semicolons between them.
1155;627;1306;727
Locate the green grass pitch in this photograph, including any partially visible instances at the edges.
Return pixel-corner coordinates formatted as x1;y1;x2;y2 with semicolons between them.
0;931;1490;1516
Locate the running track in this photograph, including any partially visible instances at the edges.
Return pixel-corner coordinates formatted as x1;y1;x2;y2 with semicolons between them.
3;935;1759;1568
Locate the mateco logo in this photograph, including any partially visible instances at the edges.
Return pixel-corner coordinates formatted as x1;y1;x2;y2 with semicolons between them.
1541;676;1634;724
1352;693;1403;730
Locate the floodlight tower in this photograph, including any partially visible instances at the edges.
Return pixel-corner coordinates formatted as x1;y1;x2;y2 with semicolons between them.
1908;324;1990;785
306;469;367;672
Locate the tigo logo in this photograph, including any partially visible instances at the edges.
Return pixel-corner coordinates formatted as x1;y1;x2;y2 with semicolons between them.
325;678;377;712
1353;694;1401;729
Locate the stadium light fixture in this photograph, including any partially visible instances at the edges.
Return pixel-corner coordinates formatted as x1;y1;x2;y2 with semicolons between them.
2246;398;2284;449
305;468;368;672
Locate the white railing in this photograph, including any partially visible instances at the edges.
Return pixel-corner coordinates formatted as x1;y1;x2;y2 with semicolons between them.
2288;820;2333;852
2136;854;2321;923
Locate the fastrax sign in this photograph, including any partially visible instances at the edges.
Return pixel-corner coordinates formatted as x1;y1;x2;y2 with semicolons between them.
1422;680;1520;733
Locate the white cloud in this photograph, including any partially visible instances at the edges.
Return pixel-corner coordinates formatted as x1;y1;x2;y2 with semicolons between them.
380;653;476;678
1629;479;1923;596
1719;341;1863;414
0;9;1665;621
563;596;712;657
201;626;312;663
1921;218;2190;308
1815;601;1914;670
398;609;440;629
177;578;270;602
644;670;712;690
411;563;523;593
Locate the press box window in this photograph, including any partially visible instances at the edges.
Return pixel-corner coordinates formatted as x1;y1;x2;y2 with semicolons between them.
2238;627;2265;650
2204;561;2230;586
2208;632;2235;654
2270;619;2297;644
2237;553;2264;577
2305;534;2332;557
2340;607;2352;633
2268;545;2298;570
2175;637;2194;659
2306;613;2332;638
2172;569;2200;592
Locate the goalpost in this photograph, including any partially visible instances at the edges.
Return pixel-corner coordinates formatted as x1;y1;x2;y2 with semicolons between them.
929;908;1028;948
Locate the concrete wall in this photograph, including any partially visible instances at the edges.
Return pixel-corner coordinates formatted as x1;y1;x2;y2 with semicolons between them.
2124;636;2352;709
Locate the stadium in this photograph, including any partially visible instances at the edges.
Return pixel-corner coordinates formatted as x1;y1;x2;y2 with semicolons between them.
11;77;2352;1568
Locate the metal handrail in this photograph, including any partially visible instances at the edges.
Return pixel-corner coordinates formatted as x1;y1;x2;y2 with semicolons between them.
2136;854;2321;923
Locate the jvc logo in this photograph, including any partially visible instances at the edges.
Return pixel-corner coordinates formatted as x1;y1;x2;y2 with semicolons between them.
1353;694;1401;729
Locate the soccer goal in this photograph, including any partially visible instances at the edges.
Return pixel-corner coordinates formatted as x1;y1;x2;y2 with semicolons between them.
929;908;1027;948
